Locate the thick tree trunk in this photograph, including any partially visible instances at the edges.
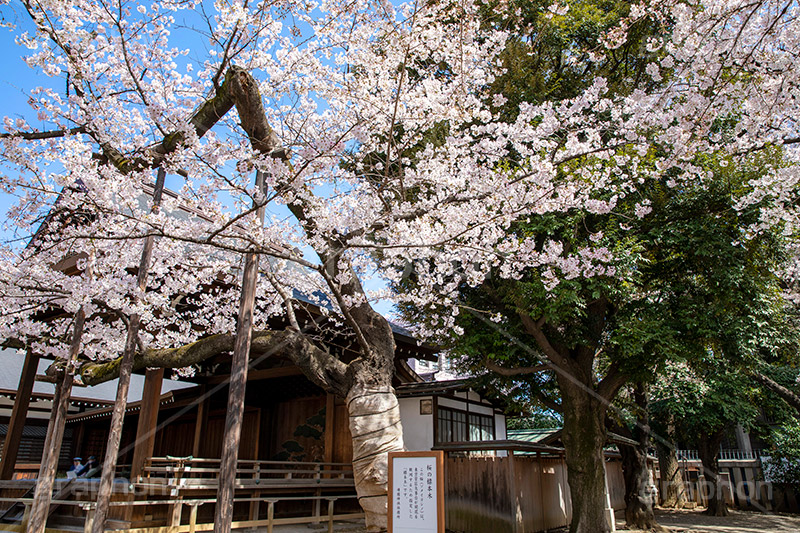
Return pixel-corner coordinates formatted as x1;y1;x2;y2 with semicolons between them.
618;384;662;530
657;444;687;508
656;433;687;508
698;431;727;516
346;383;405;532
560;382;611;533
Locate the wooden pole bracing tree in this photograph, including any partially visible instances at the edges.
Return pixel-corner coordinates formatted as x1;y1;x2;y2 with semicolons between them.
214;169;267;533
28;307;86;533
91;167;166;533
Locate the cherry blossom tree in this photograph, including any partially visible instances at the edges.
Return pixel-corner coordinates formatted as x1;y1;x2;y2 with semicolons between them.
1;0;800;532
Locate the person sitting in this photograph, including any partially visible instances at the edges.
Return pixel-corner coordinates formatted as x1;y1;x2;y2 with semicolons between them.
66;457;82;479
78;455;98;477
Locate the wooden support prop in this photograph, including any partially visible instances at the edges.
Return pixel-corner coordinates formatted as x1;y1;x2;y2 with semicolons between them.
213;169;266;533
0;349;40;480
327;499;334;533
93;167;167;533
28;307;86;533
314;464;322;524
323;393;335;468
508;451;523;533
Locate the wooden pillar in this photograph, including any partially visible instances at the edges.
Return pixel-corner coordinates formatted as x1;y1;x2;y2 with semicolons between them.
191;389;207;458
323;393;335;465
0;349;39;480
130;368;164;480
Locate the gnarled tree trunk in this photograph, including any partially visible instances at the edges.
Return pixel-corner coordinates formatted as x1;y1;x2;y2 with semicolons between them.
617;384;662;531
619;444;658;529
698;430;727;516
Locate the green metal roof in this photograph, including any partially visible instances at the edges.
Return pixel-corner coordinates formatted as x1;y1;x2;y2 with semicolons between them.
507;428;561;444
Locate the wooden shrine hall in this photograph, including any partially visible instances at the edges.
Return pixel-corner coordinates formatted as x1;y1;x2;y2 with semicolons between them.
0;318;440;531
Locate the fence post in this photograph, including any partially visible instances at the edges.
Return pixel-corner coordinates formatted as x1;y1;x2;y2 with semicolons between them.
21;502;31;530
82;504;95;533
602;459;616;532
267;500;275;533
189;503;198;533
327;498;335;533
250;463;261;522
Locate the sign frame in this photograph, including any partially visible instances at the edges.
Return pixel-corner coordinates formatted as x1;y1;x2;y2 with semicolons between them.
388;450;445;533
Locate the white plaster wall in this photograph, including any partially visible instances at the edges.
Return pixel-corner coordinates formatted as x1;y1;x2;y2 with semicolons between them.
495;413;507;440
495;412;508;456
398;396;434;451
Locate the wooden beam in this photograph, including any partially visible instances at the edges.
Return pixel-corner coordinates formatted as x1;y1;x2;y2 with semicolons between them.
0;349;40;480
130;368;164;480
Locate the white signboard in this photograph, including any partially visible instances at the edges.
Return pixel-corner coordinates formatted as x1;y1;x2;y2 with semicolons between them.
388;451;444;533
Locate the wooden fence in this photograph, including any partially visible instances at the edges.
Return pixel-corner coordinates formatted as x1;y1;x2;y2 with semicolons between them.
444;452;625;533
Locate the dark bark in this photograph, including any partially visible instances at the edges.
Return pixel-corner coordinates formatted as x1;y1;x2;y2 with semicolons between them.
698;430;728;516
559;378;611;533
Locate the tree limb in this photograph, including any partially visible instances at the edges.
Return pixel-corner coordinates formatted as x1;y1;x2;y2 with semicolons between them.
78;327;350;396
751;371;800;415
0;126;86;140
484;358;553;376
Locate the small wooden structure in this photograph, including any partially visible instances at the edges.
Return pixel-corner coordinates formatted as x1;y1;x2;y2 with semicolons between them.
436;441;626;533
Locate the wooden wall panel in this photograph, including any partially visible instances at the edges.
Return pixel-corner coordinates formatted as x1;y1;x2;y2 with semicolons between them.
266;396;326;462
198;408;260;460
332;400;352;465
153;417;195;458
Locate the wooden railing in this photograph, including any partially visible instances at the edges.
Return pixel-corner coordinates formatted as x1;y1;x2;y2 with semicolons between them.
138;456;355;489
0;494;363;533
677;449;763;462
